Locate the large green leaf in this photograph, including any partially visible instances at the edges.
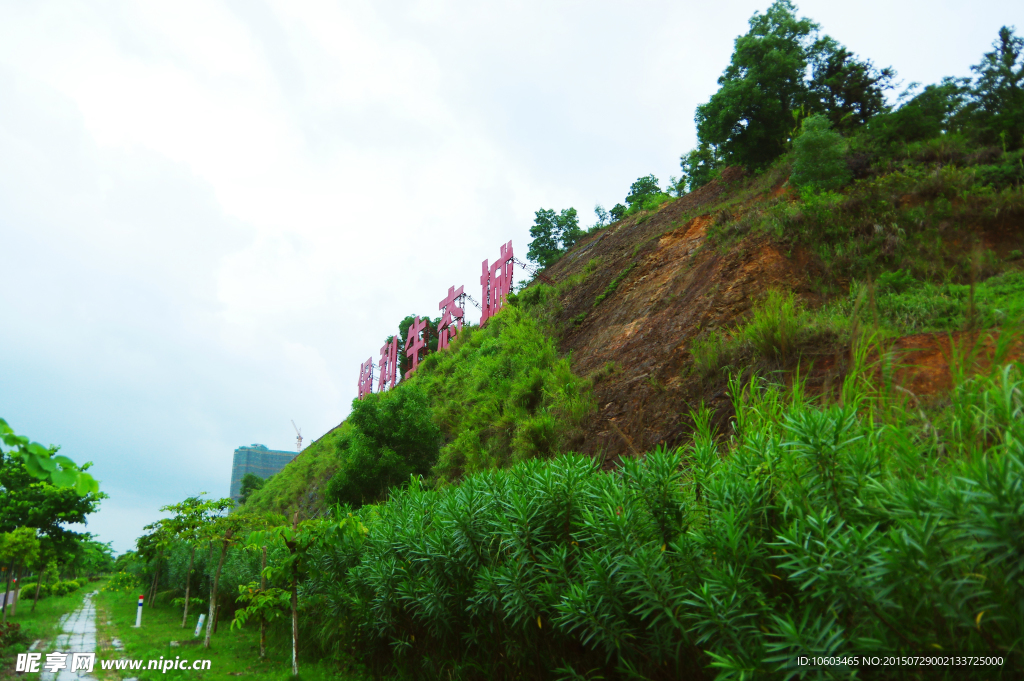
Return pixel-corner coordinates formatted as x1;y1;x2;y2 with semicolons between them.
50;468;79;488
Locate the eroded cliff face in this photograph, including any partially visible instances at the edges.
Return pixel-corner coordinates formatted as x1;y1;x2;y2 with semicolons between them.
538;167;1021;466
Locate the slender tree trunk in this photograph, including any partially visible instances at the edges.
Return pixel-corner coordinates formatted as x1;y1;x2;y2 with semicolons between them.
291;575;298;677
203;530;233;649
290;512;299;677
11;566;21;616
181;546;195;628
149;550;163;608
260;546;267;659
32;574;42;612
2;563;12;623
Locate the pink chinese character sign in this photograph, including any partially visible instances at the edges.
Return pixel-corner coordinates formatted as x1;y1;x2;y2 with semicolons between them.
438;285;465;350
405;315;428;378
480;241;513;326
357;357;374;400
378;337;398;392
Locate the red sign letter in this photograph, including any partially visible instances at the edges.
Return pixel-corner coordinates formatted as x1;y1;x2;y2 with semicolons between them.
480;241;513;326
357;357;374;400
377;337;398;392
438;285;465;350
405;316;428;378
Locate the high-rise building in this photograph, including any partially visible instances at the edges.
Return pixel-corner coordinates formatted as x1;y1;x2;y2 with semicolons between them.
229;444;297;504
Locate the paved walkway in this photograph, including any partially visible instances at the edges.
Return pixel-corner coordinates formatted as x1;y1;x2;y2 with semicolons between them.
41;591;99;681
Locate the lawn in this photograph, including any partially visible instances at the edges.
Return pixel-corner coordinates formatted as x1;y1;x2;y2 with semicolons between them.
93;589;363;681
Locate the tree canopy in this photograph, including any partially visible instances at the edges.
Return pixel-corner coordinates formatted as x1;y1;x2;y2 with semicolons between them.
684;0;894;187
0;450;105;558
527;207;582;268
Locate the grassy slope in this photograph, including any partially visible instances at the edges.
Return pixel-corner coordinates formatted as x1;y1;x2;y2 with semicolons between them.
244;424;351;517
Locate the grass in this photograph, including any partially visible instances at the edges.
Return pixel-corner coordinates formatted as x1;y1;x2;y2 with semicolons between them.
1;581;94;669
855;269;1024;333
92;589;362;681
690;289;850;379
594;262;637;306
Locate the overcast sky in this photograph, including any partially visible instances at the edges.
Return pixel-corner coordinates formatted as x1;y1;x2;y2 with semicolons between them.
1;0;1020;554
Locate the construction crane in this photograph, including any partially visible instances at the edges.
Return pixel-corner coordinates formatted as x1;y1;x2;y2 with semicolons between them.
291;420;303;452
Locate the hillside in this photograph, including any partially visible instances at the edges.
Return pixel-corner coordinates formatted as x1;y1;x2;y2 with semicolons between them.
133;6;1024;678
248;144;1023;517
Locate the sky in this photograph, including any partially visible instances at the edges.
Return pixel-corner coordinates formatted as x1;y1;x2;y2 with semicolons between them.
1;0;1020;554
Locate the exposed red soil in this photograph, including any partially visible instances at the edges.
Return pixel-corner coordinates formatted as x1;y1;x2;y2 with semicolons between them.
883;331;1023;396
539;170;1022;464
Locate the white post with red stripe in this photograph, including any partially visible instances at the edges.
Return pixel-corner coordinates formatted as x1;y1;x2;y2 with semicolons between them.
134;594;144;627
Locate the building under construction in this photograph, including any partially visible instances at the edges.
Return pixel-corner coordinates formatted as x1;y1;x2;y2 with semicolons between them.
229;444;297;504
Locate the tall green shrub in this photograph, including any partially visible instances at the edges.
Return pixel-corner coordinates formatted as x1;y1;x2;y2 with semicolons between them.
325;383;441;507
300;361;1024;679
791;114;851;191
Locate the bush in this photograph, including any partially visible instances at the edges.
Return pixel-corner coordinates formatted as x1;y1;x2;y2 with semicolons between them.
300;362;1024;679
791;114;851;191
325;383;441;507
18;583;48;599
0;622;28;652
102;571;139;593
741;288;803;361
50;580;80;597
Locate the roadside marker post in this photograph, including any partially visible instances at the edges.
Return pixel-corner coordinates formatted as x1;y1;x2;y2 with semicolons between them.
134;595;143;627
194;614;206;638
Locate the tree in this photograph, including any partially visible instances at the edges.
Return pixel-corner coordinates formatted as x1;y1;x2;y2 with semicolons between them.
695;0;818;170
624;174;668;212
199;503;244;649
970;26;1024;149
808;36;896;133
527;208;581;268
679;142;722;192
137;520;173;608
691;1;894;171
238;474;266;505
161;495;232;628
0;451;105;562
0;527;40;622
863;78;972;146
245;512;360;676
0;419;98;496
791;114;851;191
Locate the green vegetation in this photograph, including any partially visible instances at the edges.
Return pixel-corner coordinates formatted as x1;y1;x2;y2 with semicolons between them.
1;579;93;668
0;418;99;496
791;114;851;191
837;270;1024;333
0;418;111;666
690;289;847;379
237;474;267;505
418;304;595;478
594;262;637;306
94;586;362;681
682;0;894;188
229;355;1024;679
112;4;1024;680
325;384;441;507
527;207;583;268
